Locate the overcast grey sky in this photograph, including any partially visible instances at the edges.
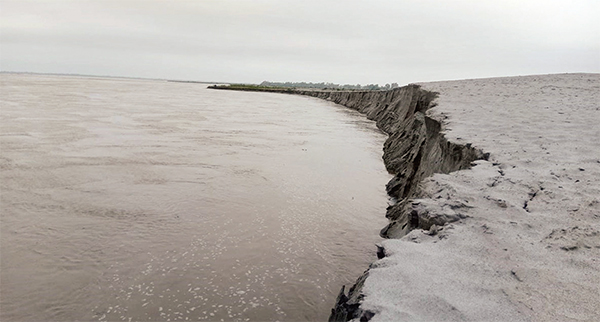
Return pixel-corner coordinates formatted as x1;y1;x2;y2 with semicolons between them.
1;0;598;85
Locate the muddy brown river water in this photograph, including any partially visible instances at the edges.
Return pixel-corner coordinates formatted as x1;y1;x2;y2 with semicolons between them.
0;74;390;322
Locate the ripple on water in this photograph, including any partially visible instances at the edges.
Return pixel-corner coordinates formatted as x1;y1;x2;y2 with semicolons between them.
1;74;390;322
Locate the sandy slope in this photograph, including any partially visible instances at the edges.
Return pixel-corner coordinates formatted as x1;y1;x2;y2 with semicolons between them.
359;74;600;321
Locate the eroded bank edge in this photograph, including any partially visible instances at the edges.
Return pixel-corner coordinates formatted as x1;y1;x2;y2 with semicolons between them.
209;85;488;321
295;86;487;321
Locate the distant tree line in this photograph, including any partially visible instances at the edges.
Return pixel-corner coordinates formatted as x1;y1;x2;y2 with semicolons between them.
259;81;400;91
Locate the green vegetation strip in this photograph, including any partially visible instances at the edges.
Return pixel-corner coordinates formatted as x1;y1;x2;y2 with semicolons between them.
207;84;296;93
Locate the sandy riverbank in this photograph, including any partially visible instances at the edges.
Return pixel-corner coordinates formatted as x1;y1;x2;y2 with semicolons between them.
358;73;600;321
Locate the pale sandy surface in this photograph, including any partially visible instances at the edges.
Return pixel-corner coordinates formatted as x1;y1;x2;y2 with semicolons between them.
358;74;600;321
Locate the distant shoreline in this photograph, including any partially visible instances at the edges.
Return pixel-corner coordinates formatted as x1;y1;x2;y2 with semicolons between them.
0;71;228;85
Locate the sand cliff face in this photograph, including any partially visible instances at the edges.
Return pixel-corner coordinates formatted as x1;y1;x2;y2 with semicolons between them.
296;86;489;321
298;87;487;240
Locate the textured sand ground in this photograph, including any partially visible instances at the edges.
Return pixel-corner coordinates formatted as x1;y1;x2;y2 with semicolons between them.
359;74;600;321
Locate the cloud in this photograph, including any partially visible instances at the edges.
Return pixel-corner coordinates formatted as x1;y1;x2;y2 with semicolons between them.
1;0;598;84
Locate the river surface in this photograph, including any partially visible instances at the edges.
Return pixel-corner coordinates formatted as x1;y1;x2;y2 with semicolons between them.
0;74;390;322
